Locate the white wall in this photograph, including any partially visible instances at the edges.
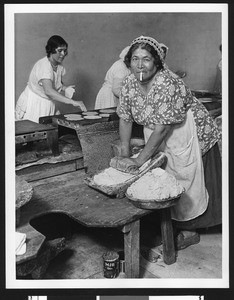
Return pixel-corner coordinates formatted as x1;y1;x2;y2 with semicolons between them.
15;12;221;112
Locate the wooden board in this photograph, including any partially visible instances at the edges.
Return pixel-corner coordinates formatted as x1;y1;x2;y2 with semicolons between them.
53;115;110;130
15;120;56;135
16;157;84;182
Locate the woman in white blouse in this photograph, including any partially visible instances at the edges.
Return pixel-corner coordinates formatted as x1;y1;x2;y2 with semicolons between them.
15;35;86;123
94;46;131;109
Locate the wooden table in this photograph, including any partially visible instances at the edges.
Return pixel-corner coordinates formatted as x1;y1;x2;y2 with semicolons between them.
15;120;59;156
19;170;177;278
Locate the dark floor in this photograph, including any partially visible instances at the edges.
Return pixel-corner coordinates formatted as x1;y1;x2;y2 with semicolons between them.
27;212;222;279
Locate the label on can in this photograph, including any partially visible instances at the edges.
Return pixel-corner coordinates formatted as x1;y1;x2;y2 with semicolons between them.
102;251;119;278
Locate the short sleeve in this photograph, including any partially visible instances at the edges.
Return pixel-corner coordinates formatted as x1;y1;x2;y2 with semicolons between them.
116;77;134;122
35;58;53;83
151;75;191;125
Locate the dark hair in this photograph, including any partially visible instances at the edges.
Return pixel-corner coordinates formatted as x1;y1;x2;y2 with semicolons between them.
161;46;168;59
124;42;163;70
45;35;68;57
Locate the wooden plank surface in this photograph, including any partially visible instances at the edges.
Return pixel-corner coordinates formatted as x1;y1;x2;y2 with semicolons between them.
16;158;83;182
16;120;56;135
20;170;151;228
52;115;110;130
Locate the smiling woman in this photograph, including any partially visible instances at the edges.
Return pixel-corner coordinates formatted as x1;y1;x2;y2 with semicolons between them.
15;35;87;123
114;35;222;252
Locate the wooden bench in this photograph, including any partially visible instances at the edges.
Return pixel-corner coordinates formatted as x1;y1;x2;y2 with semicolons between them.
16;175;66;279
16;223;66;279
19;170;177;278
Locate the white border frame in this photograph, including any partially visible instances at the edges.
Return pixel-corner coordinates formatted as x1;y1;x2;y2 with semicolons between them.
5;3;229;289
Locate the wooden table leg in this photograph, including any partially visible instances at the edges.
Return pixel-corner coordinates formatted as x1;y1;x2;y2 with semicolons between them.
121;219;140;278
160;207;176;265
46;129;59;156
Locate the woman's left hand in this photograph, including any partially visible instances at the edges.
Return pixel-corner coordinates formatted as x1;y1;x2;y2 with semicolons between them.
65;85;76;98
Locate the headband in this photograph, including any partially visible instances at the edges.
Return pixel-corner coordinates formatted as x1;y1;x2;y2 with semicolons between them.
130;36;169;62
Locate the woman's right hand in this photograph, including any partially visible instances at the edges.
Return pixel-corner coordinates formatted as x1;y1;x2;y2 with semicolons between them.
72;100;87;111
119;142;131;157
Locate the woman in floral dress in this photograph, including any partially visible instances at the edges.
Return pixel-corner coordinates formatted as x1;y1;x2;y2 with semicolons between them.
115;36;222;250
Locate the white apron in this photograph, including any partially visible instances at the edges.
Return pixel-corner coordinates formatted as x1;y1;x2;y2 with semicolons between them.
15;70;61;123
95;83;118;109
144;109;209;221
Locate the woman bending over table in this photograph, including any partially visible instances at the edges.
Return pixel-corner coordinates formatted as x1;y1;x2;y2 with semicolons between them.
114;35;222;250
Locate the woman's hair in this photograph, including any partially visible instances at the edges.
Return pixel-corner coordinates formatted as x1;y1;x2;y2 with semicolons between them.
45;35;68;57
124;42;164;70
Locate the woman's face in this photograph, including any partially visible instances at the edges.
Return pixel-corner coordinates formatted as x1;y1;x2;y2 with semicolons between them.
50;45;68;64
130;47;157;83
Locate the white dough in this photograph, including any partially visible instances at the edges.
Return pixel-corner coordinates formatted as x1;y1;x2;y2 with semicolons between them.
93;155;151;187
93;167;134;186
127;168;184;200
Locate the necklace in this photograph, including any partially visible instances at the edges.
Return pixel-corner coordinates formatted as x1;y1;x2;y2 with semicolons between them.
49;58;58;71
51;63;58;71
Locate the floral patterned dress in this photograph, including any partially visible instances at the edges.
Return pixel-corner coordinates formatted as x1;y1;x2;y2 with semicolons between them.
117;69;221;221
117;69;220;156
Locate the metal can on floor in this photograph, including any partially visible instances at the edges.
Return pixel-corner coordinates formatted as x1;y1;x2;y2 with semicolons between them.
102;251;119;278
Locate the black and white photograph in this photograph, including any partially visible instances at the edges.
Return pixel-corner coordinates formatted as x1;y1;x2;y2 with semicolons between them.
4;2;228;291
